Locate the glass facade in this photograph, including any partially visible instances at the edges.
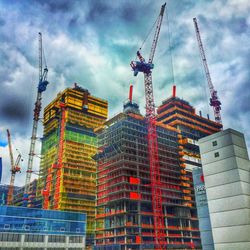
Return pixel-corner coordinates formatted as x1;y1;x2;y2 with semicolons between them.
0;206;86;236
0;206;86;249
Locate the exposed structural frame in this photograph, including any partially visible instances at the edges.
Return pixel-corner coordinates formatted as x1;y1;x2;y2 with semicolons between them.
23;32;49;205
193;18;222;125
130;3;166;249
94;111;200;249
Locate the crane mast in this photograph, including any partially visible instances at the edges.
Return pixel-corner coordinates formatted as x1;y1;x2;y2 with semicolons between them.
6;129;21;205
23;32;49;206
130;3;166;249
193;18;222;125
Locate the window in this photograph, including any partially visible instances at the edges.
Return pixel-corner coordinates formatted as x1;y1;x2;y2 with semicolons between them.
25;234;44;242
212;141;217;146
48;235;66;243
0;233;21;242
214;152;219;158
69;236;83;243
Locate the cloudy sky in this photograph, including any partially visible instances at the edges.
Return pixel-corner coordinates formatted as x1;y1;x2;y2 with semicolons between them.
0;0;249;186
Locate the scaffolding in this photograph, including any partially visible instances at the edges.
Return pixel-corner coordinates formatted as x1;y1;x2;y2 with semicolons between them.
37;84;108;246
13;179;38;208
94;112;200;249
157;94;222;173
157;96;222;139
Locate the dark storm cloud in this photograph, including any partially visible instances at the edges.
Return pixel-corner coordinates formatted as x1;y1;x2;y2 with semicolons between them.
0;77;33;135
0;96;29;122
86;1;110;22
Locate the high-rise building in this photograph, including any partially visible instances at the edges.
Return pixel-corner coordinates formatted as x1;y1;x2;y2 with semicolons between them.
37;83;108;246
157;86;222;172
199;128;250;250
156;87;222;250
94;101;201;250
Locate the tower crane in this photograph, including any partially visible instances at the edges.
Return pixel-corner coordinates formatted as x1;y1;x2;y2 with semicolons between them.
130;3;166;249
23;32;49;206
6;129;22;205
193;18;222;125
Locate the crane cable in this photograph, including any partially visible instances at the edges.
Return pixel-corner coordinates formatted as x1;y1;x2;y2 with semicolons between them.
196;31;210;117
134;14;160;60
42;48;47;69
166;7;175;85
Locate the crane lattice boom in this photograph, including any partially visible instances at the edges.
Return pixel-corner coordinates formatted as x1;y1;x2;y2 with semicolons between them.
130;3;166;249
7;129;21;205
23;32;49;206
193;17;222;125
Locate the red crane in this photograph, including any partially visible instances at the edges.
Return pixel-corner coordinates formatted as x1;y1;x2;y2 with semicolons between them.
193;18;222;125
42;167;52;209
42;102;66;209
130;3;166;249
6;129;21;205
52;102;66;209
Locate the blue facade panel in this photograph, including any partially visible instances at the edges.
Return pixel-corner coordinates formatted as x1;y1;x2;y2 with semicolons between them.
0;157;2;183
0;206;86;236
193;168;214;250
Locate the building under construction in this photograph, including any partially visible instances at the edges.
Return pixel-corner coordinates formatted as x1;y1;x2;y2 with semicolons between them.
157;86;222;172
37;83;108;245
94;101;201;249
13;179;38;207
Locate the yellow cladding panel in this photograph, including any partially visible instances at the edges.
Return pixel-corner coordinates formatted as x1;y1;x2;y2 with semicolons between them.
44;88;108;125
88;96;108;106
44;109;57;124
66;109;104;129
88;103;108;118
69;89;84;98
65;96;82;109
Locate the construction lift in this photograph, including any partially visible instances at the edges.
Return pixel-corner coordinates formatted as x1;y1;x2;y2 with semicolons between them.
42;101;66;210
130;3;166;249
6;129;22;205
193;17;222;125
23;32;49;206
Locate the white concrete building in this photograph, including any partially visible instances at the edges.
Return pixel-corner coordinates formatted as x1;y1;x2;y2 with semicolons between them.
199;128;250;250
